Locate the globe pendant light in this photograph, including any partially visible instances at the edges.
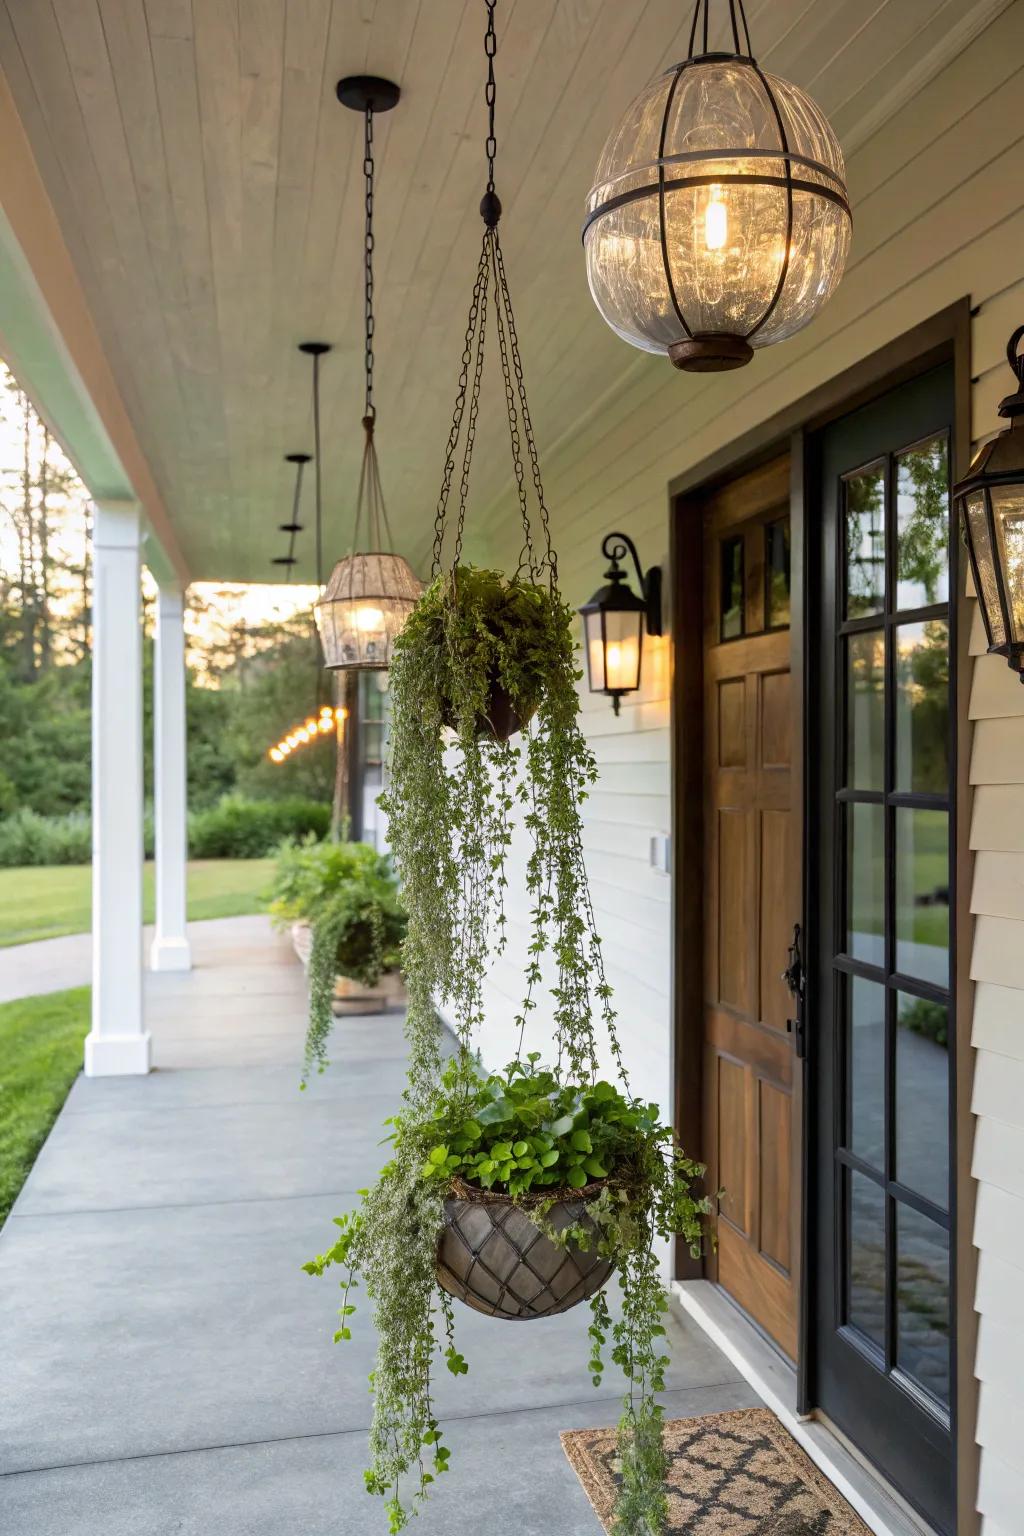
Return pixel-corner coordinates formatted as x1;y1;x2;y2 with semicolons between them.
314;77;422;671
583;0;852;372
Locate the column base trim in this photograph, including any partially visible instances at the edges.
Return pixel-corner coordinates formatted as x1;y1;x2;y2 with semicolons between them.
149;935;192;972
84;1030;152;1077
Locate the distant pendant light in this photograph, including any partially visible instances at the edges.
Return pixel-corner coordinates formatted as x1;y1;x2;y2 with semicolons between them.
955;325;1024;681
270;452;311;578
314;78;422;671
583;0;852;372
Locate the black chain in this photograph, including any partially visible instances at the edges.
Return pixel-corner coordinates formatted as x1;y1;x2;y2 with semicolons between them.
484;0;497;192
430;0;555;588
493;236;555;586
453;246;489;568
489;237;532;577
363;105;376;423
432;238;490;576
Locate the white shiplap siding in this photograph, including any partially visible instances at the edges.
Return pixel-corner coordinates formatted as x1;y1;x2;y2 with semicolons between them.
473;5;1024;1528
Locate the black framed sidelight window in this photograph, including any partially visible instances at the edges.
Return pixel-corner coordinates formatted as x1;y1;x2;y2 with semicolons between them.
838;430;953;1406
811;362;956;1535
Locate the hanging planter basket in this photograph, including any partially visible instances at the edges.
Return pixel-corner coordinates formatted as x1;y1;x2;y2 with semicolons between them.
440;674;533;743
436;1176;614;1320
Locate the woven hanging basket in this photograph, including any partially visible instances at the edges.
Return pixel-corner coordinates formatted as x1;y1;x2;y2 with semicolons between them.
436;1177;614;1320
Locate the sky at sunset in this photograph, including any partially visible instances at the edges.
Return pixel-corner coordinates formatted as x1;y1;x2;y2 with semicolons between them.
0;363;316;678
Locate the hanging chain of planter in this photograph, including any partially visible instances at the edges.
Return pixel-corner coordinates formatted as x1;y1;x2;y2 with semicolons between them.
314;82;422;671
302;11;711;1534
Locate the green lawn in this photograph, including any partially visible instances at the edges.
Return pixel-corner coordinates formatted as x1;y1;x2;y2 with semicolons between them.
0;859;274;947
0;986;90;1227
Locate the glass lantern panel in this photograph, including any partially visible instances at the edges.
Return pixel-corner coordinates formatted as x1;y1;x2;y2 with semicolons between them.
584;200;675;356
965;490;1007;648
751;189;852;349
991;484;1024;645
602;609;643;694
584;610;606;692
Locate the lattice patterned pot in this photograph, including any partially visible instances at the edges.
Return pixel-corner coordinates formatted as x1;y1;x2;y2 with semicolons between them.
436;1177;614;1320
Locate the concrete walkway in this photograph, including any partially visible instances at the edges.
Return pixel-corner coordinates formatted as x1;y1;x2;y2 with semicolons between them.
0;916;264;1006
0;915;757;1535
0;930;93;1004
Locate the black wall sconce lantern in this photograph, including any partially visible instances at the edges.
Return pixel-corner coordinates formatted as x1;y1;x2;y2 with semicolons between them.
955;325;1024;681
578;532;663;714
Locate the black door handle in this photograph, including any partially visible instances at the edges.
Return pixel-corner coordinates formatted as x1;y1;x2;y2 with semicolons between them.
782;922;807;1060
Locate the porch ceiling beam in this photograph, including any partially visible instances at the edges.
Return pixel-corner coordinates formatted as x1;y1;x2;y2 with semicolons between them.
0;68;189;586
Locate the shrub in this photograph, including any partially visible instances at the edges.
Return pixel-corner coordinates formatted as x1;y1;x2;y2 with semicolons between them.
0;809;93;867
187;795;329;859
268;838;393;925
0;796;329;867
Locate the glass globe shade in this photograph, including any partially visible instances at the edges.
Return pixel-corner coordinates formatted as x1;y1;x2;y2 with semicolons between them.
583;58;852;371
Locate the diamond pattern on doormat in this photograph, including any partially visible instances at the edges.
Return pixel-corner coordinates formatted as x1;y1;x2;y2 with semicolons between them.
561;1408;872;1535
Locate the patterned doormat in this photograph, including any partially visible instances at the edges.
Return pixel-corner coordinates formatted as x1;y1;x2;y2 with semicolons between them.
561;1408;872;1534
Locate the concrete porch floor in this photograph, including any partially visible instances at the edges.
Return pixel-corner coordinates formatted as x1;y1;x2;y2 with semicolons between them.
0;916;758;1535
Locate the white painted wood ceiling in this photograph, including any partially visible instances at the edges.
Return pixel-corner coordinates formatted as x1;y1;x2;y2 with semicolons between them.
0;0;997;580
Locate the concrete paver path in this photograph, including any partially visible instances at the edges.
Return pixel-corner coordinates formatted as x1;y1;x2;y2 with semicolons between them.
0;915;757;1534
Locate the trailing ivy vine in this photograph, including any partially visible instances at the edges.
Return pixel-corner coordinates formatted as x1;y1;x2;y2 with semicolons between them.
302;563;711;1533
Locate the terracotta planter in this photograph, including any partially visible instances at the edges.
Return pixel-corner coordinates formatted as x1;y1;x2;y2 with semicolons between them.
436;1177;614;1320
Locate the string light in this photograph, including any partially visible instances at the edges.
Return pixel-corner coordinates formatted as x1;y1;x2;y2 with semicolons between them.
267;704;348;764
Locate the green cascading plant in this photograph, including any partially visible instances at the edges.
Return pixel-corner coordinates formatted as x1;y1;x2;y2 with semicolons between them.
303;563;712;1535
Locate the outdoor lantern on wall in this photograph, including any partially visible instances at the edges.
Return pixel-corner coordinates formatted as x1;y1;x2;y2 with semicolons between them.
583;0;852;373
955;324;1024;681
313;77;422;671
579;532;663;714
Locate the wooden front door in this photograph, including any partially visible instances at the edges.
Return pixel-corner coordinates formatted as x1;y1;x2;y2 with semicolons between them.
701;455;801;1359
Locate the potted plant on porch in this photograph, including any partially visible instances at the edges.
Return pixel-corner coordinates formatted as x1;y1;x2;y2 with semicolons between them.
305;1051;710;1533
268;839;406;1078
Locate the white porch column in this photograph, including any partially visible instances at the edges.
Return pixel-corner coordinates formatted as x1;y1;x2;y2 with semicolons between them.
150;584;192;972
84;499;150;1076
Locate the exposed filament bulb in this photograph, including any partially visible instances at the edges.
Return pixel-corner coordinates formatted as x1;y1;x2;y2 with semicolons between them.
705;185;728;251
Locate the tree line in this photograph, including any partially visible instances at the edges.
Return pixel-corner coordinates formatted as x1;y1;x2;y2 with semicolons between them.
0;369;335;822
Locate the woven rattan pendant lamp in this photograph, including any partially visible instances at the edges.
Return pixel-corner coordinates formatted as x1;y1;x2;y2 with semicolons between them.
583;0;852;372
314;78;421;671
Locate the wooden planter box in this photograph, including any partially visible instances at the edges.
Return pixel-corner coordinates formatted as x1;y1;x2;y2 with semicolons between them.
290;921;405;1014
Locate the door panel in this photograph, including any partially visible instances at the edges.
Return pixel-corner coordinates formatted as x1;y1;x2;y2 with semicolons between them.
810;365;956;1534
760;810;792;1033
701;454;801;1362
